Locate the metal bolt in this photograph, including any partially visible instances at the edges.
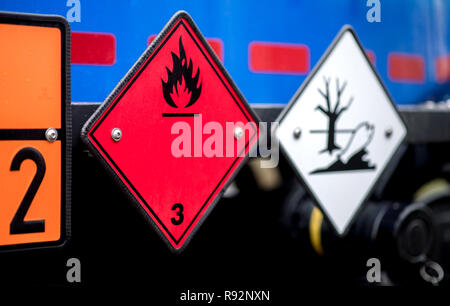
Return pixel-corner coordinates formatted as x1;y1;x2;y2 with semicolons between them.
234;127;243;140
385;127;393;138
293;127;302;139
111;128;122;142
45;128;58;142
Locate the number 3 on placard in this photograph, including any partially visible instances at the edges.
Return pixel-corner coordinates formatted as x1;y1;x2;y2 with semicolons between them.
9;147;46;235
171;203;184;225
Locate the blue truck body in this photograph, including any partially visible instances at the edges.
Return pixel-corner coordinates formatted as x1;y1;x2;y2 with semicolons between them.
1;0;449;105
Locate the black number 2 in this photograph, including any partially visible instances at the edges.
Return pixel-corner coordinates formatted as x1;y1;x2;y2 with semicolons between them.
171;203;184;225
10;147;46;234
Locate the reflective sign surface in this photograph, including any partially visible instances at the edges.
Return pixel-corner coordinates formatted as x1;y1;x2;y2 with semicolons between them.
82;11;259;252
0;13;70;251
276;27;407;235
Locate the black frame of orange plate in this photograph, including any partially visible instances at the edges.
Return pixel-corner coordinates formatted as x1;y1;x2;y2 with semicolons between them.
0;11;71;252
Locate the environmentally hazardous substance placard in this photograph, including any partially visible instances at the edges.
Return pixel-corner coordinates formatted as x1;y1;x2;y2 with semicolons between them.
275;26;407;235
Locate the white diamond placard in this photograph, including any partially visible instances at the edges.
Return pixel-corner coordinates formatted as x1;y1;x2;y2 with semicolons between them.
275;26;407;235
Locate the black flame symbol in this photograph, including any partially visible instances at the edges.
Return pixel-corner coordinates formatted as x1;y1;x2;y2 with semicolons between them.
162;37;202;108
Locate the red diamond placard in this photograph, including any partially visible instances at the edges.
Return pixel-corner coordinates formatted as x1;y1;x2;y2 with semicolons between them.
82;11;260;252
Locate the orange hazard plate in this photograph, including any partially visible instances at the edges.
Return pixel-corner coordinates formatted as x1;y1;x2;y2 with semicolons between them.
0;12;70;251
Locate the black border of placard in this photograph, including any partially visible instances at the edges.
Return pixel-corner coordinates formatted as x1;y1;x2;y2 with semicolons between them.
274;25;408;237
81;11;260;253
0;12;71;252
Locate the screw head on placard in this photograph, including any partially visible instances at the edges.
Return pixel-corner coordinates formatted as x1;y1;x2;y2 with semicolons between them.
293;127;302;139
234;127;243;140
385;127;393;138
45;128;58;142
111;128;122;142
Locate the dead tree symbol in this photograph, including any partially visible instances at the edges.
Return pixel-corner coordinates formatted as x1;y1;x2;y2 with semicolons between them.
316;77;354;154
